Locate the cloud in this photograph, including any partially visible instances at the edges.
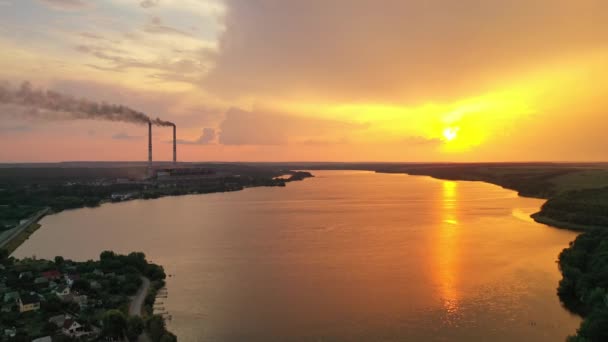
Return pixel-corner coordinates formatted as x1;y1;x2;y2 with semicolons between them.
112;132;142;140
0;125;30;133
144;16;193;37
402;136;443;147
79;32;105;40
176;127;216;145
205;0;608;104
75;42;210;84
218;107;366;145
37;0;92;11
140;0;159;8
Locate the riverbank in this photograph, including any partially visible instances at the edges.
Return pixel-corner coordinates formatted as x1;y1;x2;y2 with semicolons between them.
1;168;312;255
0;208;50;254
368;163;608;230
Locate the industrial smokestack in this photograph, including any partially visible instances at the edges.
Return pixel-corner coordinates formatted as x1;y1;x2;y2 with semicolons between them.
148;121;152;170
173;124;176;164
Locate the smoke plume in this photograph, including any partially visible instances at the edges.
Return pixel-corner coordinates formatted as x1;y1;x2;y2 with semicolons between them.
0;81;174;126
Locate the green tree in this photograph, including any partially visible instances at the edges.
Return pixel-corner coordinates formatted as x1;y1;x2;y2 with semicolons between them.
159;332;178;342
42;321;58;335
126;316;144;341
54;255;64;267
71;279;91;292
0;248;9;263
146;315;166;342
102;309;127;339
577;308;608;342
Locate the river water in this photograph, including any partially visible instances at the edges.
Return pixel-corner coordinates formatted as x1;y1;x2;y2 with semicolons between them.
14;170;580;341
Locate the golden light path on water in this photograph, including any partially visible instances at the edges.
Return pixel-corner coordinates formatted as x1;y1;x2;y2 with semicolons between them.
437;180;461;321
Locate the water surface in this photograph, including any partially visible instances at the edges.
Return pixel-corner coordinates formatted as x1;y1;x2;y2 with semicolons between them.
15;171;580;341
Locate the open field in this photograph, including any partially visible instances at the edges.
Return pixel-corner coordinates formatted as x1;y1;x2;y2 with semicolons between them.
3;222;41;254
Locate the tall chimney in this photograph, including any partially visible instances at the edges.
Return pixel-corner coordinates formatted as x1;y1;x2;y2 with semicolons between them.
172;124;176;164
148;121;152;170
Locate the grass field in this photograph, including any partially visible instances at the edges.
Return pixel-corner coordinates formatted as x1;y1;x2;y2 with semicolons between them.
4;222;41;254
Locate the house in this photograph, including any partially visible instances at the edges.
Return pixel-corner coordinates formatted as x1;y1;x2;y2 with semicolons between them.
62;319;88;338
4;327;16;338
3;291;19;303
42;270;61;281
72;294;88;309
32;336;52;342
18;271;33;280
64;274;80;287
55;285;71;297
34;277;49;286
18;292;41;313
90;280;102;290
49;314;70;328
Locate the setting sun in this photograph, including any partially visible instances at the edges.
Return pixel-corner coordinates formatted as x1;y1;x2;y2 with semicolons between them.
443;127;459;142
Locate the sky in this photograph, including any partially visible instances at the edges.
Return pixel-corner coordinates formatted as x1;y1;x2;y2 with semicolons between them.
0;0;607;162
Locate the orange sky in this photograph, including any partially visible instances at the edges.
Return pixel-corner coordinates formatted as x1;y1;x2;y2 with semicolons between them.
1;0;607;162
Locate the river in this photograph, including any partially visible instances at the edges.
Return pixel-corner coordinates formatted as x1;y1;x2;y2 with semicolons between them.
14;170;580;341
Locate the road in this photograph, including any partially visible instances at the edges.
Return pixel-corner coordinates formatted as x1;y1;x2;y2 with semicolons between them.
129;276;150;317
0;207;50;250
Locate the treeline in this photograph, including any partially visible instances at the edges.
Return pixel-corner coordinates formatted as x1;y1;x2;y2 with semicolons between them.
0;183;144;212
557;229;608;341
0;166;147;186
536;187;608;229
381;165;573;198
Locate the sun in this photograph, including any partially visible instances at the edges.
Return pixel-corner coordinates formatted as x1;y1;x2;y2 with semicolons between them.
443;127;459;142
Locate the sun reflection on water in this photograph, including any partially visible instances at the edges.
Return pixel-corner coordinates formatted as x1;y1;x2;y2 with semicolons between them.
436;180;461;324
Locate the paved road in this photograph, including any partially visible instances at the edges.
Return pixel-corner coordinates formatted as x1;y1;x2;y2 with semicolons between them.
0;207;50;250
129;276;150;317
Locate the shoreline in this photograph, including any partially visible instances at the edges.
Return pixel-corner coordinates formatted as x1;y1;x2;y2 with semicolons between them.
4;172;314;256
1;207;50;254
376;170;600;232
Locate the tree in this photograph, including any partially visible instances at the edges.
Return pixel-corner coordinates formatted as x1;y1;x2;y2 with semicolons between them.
126;316;144;341
41;295;62;314
100;250;116;261
102;309;127;339
0;248;9;263
71;279;91;292
54;255;64;267
42;321;58;335
159;332;178;342
146;315;166;342
577;308;608;342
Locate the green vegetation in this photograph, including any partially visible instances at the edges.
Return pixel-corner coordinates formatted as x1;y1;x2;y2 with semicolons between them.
0;164;313;236
146;314;177;342
558;229;608;341
0;249;167;341
534;187;608;231
2;223;41;255
376;163;608;198
0;205;39;232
